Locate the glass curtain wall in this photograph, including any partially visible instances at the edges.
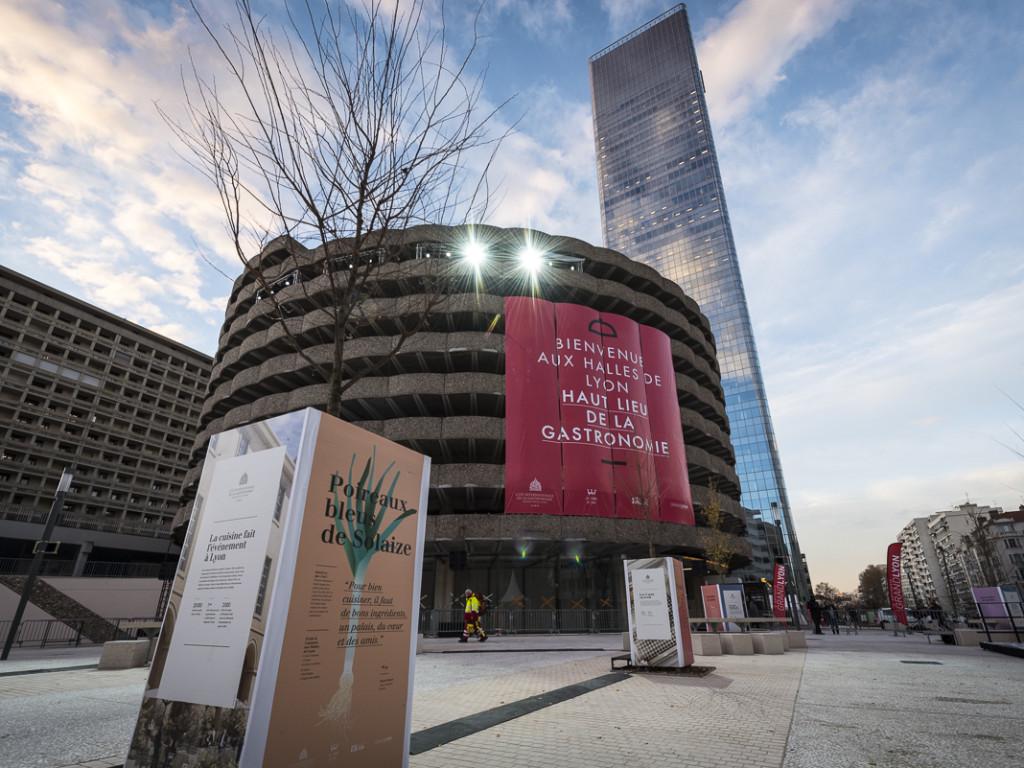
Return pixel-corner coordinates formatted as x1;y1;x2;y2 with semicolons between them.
589;5;810;600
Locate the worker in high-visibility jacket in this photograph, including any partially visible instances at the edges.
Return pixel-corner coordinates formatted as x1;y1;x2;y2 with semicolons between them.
460;589;487;642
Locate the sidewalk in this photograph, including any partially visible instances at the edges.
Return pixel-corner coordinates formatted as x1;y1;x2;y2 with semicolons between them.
1;630;1021;768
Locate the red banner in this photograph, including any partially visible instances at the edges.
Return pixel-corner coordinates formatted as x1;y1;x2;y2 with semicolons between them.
504;297;562;514
887;542;908;626
772;562;787;619
556;303;616;517
504;297;692;522
641;325;694;524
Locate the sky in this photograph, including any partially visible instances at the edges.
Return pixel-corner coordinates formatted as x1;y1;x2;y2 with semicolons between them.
2;0;1023;593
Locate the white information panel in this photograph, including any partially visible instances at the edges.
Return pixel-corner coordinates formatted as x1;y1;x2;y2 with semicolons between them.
623;557;695;669
632;568;673;640
158;447;286;708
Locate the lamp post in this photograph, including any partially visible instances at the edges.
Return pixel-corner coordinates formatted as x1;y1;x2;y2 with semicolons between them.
2;465;75;660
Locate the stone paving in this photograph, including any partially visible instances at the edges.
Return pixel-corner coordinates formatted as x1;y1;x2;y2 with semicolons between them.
408;650;801;768
1;630;1023;768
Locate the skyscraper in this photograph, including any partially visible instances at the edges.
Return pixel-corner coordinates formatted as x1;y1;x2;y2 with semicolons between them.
589;4;810;600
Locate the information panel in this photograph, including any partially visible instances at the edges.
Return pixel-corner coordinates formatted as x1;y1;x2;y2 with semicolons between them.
124;409;430;768
624;558;694;669
158;448;286;708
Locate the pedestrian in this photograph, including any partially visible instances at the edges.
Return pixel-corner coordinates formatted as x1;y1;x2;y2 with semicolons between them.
845;607;860;634
929;599;949;631
807;596;823;634
825;603;840;634
460;588;487;643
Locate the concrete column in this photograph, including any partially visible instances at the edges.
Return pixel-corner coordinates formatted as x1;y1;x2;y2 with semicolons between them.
72;541;93;577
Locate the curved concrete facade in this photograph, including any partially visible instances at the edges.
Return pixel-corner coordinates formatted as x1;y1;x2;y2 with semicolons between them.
181;225;750;618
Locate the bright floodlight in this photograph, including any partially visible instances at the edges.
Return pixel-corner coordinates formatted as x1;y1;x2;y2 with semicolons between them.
463;240;487;267
518;246;544;273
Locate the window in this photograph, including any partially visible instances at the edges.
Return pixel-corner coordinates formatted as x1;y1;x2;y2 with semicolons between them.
1005;539;1021;549
274;485;286;521
254;557;272;616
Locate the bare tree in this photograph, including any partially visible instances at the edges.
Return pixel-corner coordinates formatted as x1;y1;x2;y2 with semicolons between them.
624;447;664;558
815;582;840;603
960;507;1002;587
164;0;510;415
696;482;741;577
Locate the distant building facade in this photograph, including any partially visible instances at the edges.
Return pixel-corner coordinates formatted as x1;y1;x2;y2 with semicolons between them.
897;503;1024;614
588;4;809;599
0;265;211;578
179;224;752;619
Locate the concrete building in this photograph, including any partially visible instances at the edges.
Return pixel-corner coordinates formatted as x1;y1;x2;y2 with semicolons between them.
178;224;752;619
897;503;1023;614
588;4;809;599
0;264;211;579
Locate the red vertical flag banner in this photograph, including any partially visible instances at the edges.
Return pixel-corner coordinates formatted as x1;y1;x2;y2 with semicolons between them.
640;325;693;524
887;542;908;626
772;562;787;619
504;297;562;514
555;303;616;517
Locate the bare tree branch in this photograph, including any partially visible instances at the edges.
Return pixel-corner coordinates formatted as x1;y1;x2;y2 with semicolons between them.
160;0;512;416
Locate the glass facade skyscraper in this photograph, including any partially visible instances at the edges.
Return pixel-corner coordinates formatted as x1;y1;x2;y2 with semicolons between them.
589;4;810;600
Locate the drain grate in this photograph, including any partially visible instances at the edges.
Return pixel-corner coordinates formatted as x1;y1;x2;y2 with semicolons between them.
900;660;942;664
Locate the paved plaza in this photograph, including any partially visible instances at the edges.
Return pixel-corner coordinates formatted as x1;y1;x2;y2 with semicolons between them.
0;629;1022;768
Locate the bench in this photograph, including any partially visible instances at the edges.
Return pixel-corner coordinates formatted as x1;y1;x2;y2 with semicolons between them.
98;638;153;669
750;632;785;655
785;630;807;649
719;633;754;655
691;632;723;656
690;617;793;632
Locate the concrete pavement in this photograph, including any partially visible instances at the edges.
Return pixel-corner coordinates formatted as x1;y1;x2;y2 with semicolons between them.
1;629;1021;768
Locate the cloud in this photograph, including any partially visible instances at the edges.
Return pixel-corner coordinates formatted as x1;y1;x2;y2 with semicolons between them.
697;0;854;126
598;0;666;34
492;0;572;37
0;0;241;351
487;87;600;241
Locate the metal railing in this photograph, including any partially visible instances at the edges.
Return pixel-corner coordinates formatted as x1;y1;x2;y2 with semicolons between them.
0;617;162;650
0;502;171;539
974;599;1023;643
421;608;626;637
0;558;163;578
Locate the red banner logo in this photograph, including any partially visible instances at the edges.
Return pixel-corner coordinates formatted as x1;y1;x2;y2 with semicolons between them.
772;562;787;619
887;542;908;626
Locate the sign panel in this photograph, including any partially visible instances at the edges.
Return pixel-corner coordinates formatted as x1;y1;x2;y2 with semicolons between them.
504;297;693;523
124;409;430;768
249;413;429;768
158;448;286;708
630;568;673;640
624;558;694;668
701;584;723;631
720;584;746;633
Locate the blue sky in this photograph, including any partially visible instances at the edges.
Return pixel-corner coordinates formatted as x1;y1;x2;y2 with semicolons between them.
2;0;1023;592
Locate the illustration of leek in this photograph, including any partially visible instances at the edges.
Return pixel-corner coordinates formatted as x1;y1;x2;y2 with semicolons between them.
320;446;416;728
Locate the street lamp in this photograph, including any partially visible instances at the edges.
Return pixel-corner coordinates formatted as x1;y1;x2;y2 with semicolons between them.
2;465;75;660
